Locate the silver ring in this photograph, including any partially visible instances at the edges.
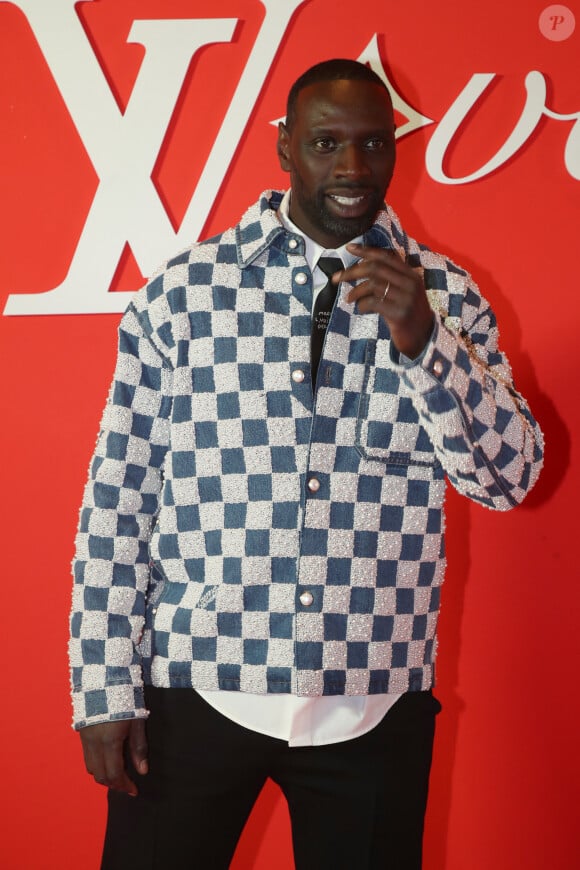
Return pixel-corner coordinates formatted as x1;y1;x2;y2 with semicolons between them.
381;281;390;301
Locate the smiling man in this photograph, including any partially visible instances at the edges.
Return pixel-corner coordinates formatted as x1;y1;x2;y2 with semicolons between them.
70;59;543;870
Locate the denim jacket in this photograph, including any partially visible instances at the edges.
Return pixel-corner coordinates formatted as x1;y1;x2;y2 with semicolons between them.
69;190;543;728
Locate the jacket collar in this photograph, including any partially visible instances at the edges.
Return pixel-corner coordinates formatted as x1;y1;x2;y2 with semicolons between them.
235;190;409;267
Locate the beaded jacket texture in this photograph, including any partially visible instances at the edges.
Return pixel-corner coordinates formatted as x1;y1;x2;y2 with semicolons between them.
69;190;543;729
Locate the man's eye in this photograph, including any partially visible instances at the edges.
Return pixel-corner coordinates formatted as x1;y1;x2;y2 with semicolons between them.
312;138;336;152
365;138;386;151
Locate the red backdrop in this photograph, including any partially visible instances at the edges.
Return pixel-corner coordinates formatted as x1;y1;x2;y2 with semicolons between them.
1;1;578;867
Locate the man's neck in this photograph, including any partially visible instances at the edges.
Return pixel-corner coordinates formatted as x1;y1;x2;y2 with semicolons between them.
278;190;362;269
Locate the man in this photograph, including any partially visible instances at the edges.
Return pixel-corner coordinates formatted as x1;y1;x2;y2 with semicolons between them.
70;59;543;869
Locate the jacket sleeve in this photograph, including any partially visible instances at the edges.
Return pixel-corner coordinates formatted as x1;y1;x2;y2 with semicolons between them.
69;300;172;729
396;267;544;510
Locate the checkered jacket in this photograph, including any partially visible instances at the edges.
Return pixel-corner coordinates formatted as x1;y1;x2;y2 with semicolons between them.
69;190;543;729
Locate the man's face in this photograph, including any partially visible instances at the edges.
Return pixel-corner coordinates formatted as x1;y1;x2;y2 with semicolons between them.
277;78;396;248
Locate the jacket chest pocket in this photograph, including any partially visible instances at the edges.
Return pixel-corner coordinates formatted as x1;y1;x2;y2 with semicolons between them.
355;340;436;467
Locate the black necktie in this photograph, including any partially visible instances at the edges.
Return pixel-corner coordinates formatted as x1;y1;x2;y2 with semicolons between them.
311;256;342;389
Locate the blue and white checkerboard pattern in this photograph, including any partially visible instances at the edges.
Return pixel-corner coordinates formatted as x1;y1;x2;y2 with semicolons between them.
69;190;544;728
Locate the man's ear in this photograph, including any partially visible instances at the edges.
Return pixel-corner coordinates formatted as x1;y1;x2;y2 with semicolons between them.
277;122;291;172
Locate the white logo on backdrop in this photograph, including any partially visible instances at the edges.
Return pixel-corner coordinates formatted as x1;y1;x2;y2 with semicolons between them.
2;0;579;315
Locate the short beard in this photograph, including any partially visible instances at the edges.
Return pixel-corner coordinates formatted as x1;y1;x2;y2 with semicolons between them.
303;188;384;245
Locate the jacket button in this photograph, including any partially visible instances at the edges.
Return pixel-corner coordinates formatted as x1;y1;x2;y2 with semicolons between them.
295;272;308;285
299;591;314;606
307;477;320;492
289;238;298;249
432;359;444;376
292;369;305;383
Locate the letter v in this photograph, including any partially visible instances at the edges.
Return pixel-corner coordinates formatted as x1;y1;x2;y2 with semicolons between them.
3;0;236;314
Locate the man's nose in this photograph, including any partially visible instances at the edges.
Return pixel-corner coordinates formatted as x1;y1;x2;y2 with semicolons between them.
334;144;370;177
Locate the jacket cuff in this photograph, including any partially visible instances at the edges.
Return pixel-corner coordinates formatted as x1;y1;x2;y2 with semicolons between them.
71;683;148;731
391;316;474;397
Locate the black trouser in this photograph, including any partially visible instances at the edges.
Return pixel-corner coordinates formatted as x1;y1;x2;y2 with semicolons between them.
102;687;441;870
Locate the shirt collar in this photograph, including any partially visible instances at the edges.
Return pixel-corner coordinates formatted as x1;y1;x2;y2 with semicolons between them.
278;190;362;271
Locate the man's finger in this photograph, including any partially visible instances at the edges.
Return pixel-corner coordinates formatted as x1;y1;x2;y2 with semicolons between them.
129;718;149;776
345;243;406;270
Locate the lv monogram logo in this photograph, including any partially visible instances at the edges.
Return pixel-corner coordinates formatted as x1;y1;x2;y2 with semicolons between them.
2;0;308;315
